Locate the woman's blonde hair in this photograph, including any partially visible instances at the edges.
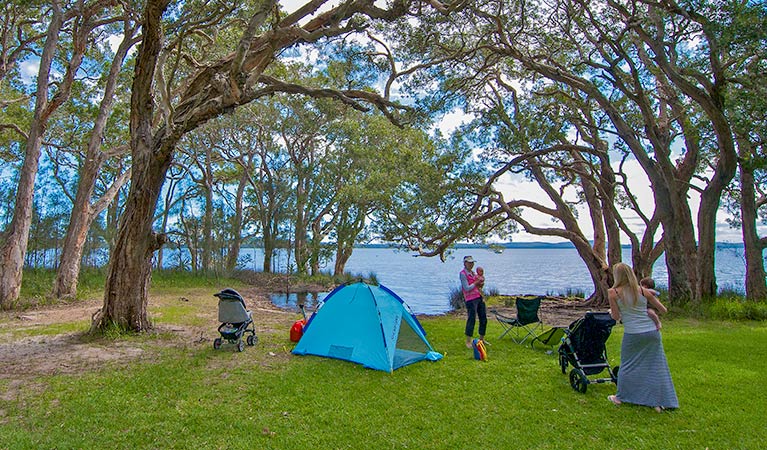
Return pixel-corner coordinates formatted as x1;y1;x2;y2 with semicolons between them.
611;262;640;305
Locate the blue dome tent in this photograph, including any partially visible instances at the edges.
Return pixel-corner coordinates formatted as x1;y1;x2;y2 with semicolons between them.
292;281;443;372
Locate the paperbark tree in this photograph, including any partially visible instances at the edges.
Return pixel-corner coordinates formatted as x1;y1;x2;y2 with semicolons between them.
388;0;752;303
722;4;767;302
53;13;139;299
735;143;767;301
331;112;440;276
216;102;289;273
1;0;119;308
93;0;443;331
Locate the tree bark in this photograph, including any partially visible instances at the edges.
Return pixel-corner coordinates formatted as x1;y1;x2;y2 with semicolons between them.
0;2;63;308
696;137;738;299
54;152;106;299
92;0;170;332
225;174;248;273
53;22;135;299
91;142;171;331
738;144;767;301
201;145;214;272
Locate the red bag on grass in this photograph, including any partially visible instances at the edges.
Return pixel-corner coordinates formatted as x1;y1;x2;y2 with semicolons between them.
290;319;307;342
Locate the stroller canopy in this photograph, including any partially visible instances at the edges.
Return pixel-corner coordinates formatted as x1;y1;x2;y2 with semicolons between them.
292;281;443;372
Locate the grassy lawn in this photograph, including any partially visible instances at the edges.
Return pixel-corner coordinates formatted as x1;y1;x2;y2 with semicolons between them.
1;282;764;449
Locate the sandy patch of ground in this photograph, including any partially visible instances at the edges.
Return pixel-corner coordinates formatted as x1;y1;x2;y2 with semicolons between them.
0;286;595;389
0;289;296;380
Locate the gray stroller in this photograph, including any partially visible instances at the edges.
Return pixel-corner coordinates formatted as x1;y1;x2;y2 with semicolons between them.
213;288;258;352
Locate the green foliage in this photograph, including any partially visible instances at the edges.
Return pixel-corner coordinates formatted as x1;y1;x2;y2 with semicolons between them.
707;298;767;321
95;320;137;340
292;270;378;288
449;286;464;310
546;287;586;298
149;269;244;290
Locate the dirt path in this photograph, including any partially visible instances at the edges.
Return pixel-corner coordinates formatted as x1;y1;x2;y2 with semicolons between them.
0;289;296;382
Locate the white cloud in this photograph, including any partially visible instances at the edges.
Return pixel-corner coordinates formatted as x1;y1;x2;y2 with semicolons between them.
19;59;39;85
433;110;473;135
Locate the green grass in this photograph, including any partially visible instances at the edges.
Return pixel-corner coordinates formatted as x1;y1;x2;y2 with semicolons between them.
1;320;90;339
3;272;766;448
1;311;765;448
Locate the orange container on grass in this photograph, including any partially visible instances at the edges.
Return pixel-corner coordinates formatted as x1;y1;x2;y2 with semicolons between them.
290;319;307;342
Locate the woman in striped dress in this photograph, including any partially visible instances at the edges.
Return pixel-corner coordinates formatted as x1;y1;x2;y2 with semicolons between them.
607;263;679;412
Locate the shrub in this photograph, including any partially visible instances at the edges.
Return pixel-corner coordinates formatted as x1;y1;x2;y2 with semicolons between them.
545;287;586;298
718;283;745;297
329;271;378;285
707;298;767;321
449;287;464;311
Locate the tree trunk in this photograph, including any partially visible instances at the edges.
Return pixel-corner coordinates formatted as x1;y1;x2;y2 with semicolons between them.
293;177;309;275
581;167;606;263
309;219;322;276
0;127;45;308
573;237;611;307
226;175;247;273
598;158;623;269
92;141;172;331
334;244;353;276
53;17;135;299
696;148;738;300
53;156;102;299
54;164;129;298
739;159;767;301
649;169;697;303
263;243;274;272
92;0;169;332
0;4;62;308
201;147;213;272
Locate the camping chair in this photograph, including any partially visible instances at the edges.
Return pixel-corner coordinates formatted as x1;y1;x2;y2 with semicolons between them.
493;296;544;344
530;326;566;350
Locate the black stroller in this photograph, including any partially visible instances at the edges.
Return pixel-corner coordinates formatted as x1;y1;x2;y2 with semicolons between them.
213;288;258;352
558;311;618;393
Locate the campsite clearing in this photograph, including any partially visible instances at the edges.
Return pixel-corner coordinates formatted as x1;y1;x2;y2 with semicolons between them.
0;279;764;449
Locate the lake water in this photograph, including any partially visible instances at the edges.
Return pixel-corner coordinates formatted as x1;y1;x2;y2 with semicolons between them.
247;246;750;315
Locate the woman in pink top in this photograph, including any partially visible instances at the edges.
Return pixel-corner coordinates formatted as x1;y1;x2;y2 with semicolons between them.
460;255;487;348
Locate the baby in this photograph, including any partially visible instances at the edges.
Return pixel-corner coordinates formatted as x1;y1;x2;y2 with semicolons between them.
476;266;485;289
640;277;662;330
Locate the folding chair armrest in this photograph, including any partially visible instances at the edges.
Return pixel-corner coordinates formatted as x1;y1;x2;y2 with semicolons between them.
491;309;518;324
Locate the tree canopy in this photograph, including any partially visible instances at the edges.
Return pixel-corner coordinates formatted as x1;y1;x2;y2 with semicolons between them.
0;0;764;323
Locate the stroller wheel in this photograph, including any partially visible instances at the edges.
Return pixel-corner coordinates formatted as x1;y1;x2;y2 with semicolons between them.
559;353;568;374
247;335;257;346
213;338;222;350
612;365;620;381
569;369;588;393
236;339;245;352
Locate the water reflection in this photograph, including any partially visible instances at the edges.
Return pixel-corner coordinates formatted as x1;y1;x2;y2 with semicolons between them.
269;292;328;312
